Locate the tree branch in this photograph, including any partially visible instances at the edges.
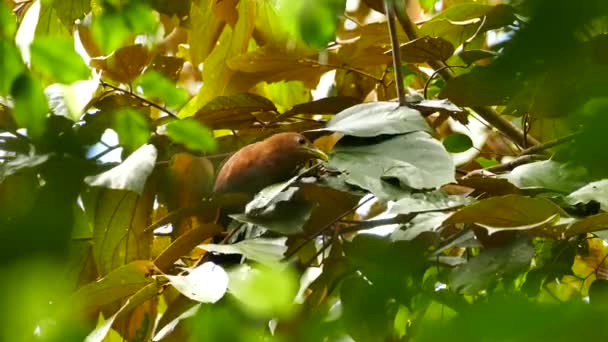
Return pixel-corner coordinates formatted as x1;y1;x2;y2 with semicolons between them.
393;1;540;149
518;132;578;156
100;80;178;119
385;0;406;105
466;154;548;176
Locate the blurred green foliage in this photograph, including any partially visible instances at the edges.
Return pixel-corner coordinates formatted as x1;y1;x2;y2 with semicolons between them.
2;0;608;341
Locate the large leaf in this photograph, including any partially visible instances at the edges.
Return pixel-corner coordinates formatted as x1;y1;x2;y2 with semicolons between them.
192;93;277;129
179;0;255;117
30;35;90;84
82;186;154;276
84;144;157;195
419;4;516;48
329;132;455;199
71;260;156;314
10;72;48;140
391;212;451;241
450;236;534;294
444;195;566;234
84;282;159;342
504;160;589;193
312;102;430;137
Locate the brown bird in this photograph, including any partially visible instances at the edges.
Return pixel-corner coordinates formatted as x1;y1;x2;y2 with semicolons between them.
213;132;329;195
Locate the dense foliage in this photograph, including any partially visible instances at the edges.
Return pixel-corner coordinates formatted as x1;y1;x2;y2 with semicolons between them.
2;0;608;341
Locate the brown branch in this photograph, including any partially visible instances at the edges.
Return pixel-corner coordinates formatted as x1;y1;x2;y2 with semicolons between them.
518;132;579;156
393;1;540;149
466;154;548;176
100;80;178;118
385;0;406;105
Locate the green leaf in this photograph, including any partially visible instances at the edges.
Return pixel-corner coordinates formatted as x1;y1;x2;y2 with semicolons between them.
135;70;188;109
567;179;608;211
228;264;298;317
0;40;24;96
459;49;498;64
313;102;430;137
329;132;455;199
10;73;48;140
232;200;315;235
391;212;451;241
504;160;589;193
0;2;17;38
91;11;130;54
84;144;157;195
297;3;341;48
450;236;534;294
198;237;287;264
443;133;473;153
388;190;471;215
166;119;217;152
70;260;156;313
419;4;516;48
30;36;90;84
445;195;566;233
112;109;150;152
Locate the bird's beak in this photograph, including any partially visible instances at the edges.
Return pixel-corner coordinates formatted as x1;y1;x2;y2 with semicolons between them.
304;146;329;162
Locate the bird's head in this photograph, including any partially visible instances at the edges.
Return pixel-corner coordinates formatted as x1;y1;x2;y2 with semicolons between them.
268;132;329;163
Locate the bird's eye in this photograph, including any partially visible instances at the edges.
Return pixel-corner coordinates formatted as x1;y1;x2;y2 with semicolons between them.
297;137;306;145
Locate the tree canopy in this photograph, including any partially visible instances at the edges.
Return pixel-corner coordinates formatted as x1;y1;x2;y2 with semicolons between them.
2;0;608;341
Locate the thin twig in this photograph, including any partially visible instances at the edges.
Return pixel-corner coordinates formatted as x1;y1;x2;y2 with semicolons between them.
423;65;469;99
100;80;178;118
466;154;548;176
284;196;375;260
519;132;579;156
89;144;121;160
384;0;406;105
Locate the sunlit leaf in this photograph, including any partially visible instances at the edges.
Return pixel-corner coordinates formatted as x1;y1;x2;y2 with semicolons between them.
166;119;216;152
445;195;566;232
329;132;455;198
505;160;589;193
312;102;430;137
112;109;150;152
84;144;157;194
198;237;287;264
567;179;608;211
10;72;48;140
31;36;90;84
135;70;188;109
165;262;229;303
0;40;23;96
228;264;298;317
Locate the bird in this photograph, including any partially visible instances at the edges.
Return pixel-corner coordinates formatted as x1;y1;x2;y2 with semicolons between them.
213;132;329;195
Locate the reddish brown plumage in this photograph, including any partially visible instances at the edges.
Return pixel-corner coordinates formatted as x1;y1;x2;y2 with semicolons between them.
213;132;328;194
